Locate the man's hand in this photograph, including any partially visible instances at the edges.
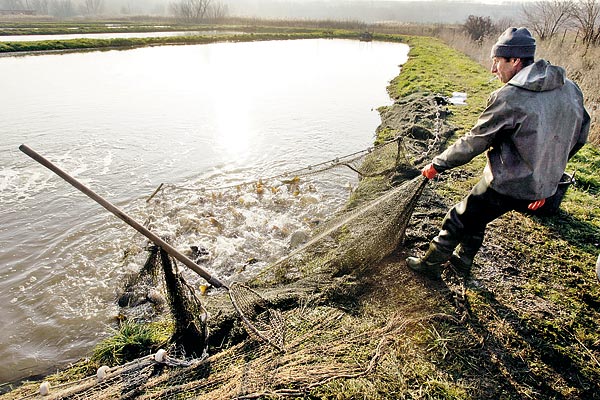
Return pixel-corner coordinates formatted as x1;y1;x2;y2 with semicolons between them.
528;198;546;210
422;163;438;180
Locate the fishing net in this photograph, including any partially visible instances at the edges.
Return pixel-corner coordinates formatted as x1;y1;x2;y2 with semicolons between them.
130;137;415;292
117;245;209;359
257;174;427;287
8;302;456;399
227;282;286;353
10;306;378;399
4;94;456;399
147;137;407;200
158;248;209;359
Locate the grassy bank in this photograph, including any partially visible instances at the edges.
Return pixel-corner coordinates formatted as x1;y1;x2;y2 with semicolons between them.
378;35;600;399
2;33;599;399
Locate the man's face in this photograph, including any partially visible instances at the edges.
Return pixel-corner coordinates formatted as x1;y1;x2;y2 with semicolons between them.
491;57;521;83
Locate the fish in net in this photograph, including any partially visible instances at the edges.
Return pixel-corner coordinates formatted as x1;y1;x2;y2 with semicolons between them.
8;169;428;399
145;137;407;199
255;174;428;287
115;138;419;358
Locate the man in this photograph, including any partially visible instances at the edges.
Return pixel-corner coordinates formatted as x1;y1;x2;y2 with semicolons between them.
407;27;590;279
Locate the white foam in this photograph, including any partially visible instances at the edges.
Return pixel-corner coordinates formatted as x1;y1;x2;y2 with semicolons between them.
100;151;113;175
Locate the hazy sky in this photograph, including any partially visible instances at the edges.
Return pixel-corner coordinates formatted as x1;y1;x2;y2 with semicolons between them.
218;0;524;24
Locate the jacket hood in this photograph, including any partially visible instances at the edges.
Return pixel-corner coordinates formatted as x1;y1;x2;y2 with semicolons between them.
508;59;565;92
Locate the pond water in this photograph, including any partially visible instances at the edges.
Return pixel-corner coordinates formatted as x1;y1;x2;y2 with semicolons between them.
0;38;408;383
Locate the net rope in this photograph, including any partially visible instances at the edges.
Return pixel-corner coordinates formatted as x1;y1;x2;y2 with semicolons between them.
146;137;404;200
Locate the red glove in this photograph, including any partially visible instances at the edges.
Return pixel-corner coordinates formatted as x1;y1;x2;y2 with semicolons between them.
528;198;546;211
422;163;438;180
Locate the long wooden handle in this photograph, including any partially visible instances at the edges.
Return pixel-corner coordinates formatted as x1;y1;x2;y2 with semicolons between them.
19;144;225;289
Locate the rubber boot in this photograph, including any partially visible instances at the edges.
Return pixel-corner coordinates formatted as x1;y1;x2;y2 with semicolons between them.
406;244;452;280
449;234;483;275
449;248;473;275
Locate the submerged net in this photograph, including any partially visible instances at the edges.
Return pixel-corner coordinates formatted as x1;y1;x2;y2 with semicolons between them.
5;95;455;399
116;244;209;358
158;248;209;359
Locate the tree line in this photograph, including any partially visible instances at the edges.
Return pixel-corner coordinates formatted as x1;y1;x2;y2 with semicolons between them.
0;0;228;19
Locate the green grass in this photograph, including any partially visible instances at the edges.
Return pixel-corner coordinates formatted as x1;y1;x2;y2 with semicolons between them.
0;21;223;35
91;320;171;366
0;31;320;53
388;36;500;135
569;145;600;195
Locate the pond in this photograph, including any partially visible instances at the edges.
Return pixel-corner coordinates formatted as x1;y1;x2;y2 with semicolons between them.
0;38;408;383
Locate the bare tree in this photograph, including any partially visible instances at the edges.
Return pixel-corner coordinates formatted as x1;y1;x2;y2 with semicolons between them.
463;15;497;41
494;17;518;31
170;0;227;22
522;0;575;41
208;1;228;20
572;0;600;44
170;0;210;22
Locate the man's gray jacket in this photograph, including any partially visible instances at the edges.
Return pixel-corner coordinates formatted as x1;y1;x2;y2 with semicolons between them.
433;59;590;200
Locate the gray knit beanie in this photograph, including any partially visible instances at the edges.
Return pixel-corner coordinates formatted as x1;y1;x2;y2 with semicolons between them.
491;27;536;59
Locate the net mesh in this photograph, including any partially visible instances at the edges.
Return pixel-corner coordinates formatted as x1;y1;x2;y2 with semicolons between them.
253;175;427;293
228;282;286;353
4;95;456;399
158;248;209;359
116;245;209;359
9;305;456;399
